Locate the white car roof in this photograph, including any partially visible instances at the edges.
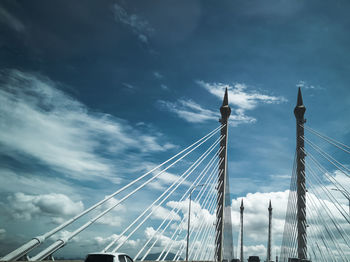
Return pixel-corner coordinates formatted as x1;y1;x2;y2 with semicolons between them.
87;252;128;256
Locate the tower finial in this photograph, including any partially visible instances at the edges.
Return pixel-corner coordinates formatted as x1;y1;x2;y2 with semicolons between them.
269;200;272;211
220;87;231;121
294;87;306;119
222;87;229;106
240;199;244;209
297;87;304;106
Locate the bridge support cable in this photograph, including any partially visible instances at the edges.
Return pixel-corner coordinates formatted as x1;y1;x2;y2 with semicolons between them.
199;222;216;261
303;147;350;205
193;212;216;261
1;124;223;262
305;159;350;224
173;192;221;262
29;130;224;261
172;190;218;262
132;142;223;260
103;142;224;253
280;153;298;261
303;136;350;177
157;169;221;261
144;175;218;261
111;144;222;254
178;190;217;262
157;167;222;261
303;154;350;261
304;125;350;154
187;185;218;259
196;219;215;260
305;190;348;261
156;162;222;261
304;163;350;243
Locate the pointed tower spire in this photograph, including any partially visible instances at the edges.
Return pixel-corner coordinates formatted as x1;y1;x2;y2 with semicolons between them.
294;87;306;119
222;87;229;106
220;88;231;123
297;87;304;106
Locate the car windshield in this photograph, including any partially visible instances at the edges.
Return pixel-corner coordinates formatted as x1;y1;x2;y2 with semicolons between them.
85;254;114;262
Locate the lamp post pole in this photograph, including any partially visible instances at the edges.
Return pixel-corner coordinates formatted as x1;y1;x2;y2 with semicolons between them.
186;184;205;262
331;188;350;216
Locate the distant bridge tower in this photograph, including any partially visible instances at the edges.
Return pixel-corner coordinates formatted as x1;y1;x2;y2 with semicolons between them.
240;199;244;262
215;88;231;262
294;88;307;259
267;200;272;262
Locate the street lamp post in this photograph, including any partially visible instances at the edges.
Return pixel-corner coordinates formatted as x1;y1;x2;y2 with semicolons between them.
186;184;205;262
331;188;350;216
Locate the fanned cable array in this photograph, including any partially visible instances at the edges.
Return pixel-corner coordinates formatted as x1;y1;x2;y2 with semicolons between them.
2;125;224;261
280;125;350;262
303;125;350;262
280;153;298;260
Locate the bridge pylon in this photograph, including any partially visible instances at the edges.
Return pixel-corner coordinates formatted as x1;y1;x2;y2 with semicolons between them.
215;88;231;262
294;88;308;260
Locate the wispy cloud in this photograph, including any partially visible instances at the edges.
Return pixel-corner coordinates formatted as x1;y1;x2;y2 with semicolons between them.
0;228;6;240
0;6;25;32
153;71;163;79
159;81;285;126
158;99;219;123
160;84;168;90
0;70;176;182
297;80;323;90
158;98;256;126
112;3;154;44
197;80;286;110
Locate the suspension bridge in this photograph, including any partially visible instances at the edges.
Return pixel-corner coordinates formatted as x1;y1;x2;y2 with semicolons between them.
0;89;349;262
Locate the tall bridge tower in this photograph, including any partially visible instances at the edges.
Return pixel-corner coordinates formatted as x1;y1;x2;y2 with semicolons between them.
215;88;231;262
294;88;307;259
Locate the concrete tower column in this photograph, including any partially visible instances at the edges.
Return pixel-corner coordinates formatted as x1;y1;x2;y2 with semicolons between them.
240;199;244;262
215;88;231;262
294;88;307;259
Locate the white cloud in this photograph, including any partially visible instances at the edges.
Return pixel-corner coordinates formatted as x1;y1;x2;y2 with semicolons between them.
159;98;256;126
232;189;349;260
5;192;84;221
167;199;216;231
151;206;181;221
94;197;126;227
0;70;175;182
161;84;168;90
0;228;6;240
112;3;154;44
159;81;283;126
158;99;219;123
148;171;192;191
297;80;323;90
232;191;288;243
197;80;286;110
153;72;163;79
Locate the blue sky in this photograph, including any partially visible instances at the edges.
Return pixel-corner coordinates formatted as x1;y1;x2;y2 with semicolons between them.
1;0;350;260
